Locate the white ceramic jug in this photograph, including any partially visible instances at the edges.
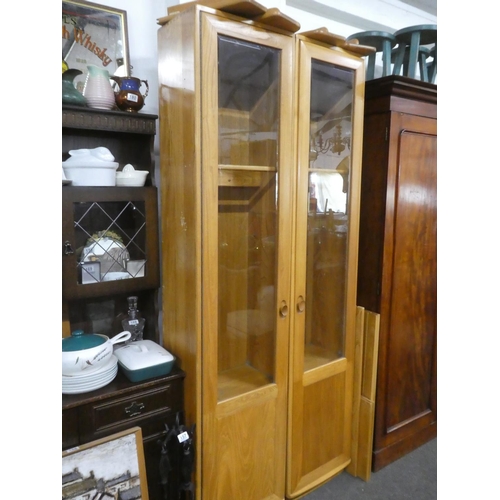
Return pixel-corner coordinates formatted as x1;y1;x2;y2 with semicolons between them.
83;65;115;110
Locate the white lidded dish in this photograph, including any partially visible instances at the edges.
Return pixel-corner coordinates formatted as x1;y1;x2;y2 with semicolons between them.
62;146;119;186
114;340;175;382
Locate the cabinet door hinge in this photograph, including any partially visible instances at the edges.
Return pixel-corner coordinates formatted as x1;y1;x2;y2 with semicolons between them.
385;127;389;141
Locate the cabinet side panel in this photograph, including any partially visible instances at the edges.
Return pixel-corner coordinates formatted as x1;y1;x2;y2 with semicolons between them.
357;113;389;312
158;13;200;430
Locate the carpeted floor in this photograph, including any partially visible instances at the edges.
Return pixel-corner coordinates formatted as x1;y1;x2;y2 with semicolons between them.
300;438;437;499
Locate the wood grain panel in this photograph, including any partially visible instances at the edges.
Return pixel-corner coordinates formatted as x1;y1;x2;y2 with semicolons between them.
302;374;346;475
347;307;380;481
205;397;283;499
385;129;436;431
158;8;203;493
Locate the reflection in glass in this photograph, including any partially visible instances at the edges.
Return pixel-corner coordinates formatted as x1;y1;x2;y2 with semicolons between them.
304;59;354;370
217;35;281;401
218;36;280;166
73;201;147;284
217;175;278;401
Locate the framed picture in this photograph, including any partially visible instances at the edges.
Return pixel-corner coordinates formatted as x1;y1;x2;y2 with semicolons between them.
62;427;149;500
62;0;130;92
81;260;101;284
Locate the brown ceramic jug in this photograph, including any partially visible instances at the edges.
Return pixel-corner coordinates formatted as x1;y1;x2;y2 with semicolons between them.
111;76;149;113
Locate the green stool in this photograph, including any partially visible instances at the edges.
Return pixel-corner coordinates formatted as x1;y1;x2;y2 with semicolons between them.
392;45;431;82
427;45;437;83
346;30;398;80
393;24;437;80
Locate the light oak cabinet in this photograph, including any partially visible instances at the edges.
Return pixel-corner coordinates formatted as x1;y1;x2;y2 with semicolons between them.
158;5;367;499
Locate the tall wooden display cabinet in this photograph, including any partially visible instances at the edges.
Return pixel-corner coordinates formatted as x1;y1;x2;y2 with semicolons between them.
158;4;370;498
356;76;437;471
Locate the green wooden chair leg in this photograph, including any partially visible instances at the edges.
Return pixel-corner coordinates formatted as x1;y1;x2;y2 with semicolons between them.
428;45;437;83
381;39;392;76
419;51;429;82
406;31;421;79
366;53;376;80
392;45;406;75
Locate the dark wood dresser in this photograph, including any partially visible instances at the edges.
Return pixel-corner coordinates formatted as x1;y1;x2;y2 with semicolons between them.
63;367;186;499
356;75;437;471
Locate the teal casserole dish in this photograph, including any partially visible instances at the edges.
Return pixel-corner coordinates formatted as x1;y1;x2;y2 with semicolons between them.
114;340;175;382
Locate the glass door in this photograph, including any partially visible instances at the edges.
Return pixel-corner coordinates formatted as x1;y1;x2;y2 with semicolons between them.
304;58;353;370
62;187;159;300
287;36;365;498
200;13;294;500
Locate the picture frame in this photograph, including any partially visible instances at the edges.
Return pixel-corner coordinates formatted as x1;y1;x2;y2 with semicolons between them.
62;427;149;500
81;260;101;284
62;0;130;92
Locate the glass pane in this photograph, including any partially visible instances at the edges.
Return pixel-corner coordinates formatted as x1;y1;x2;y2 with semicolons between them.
217;172;278;401
304;59;354;370
218;35;279;166
73;200;147;285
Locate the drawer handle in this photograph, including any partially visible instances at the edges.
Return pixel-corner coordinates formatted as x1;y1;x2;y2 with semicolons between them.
125;401;145;418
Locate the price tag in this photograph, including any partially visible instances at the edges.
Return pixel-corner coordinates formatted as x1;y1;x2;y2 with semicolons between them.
177;431;189;443
128;319;139;326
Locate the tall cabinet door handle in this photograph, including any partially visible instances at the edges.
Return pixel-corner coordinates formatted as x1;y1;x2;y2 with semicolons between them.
296;296;306;313
279;300;288;318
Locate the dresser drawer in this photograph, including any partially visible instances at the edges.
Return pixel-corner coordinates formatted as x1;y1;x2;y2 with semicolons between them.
79;380;182;440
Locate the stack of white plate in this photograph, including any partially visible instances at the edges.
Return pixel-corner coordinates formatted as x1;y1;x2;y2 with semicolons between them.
62;355;118;395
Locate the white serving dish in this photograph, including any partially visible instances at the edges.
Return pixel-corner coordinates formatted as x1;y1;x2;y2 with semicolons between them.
63;164;118;186
114;340;175;382
62;146;119;186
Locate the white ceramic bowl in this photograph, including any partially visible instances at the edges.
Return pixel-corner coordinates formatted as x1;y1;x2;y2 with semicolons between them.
63;163;119;186
116;170;148;187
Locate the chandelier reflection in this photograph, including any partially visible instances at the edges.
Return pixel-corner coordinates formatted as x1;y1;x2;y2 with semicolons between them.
310;118;351;161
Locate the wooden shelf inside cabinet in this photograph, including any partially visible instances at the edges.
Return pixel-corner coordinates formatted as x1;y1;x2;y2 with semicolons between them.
62;106;158;186
218;166;276;206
